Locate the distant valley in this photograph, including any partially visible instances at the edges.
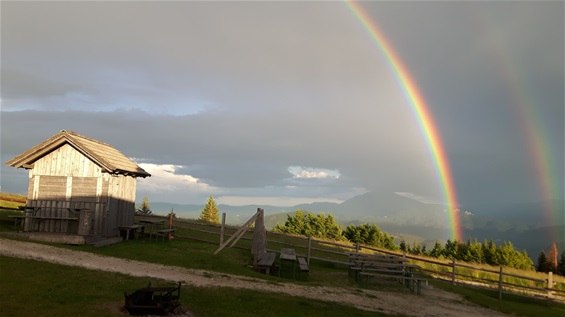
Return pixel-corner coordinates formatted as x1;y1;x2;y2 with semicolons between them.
148;192;564;259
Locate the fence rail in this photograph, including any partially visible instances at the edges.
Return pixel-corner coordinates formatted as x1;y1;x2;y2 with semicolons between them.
138;214;565;302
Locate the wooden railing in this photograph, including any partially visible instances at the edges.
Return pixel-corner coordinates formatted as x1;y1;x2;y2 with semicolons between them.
136;214;565;302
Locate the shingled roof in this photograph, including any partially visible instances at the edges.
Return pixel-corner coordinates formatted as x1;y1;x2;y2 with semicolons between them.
6;130;150;178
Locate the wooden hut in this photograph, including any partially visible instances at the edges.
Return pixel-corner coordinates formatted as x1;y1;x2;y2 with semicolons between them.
6;130;150;242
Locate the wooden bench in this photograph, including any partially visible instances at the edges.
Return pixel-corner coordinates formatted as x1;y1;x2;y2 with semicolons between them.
156;228;176;241
351;253;427;294
29;216;79;220
8;215;25;230
349;253;405;279
119;224;143;241
402;275;428;295
297;257;309;280
10;214;79;233
256;252;277;275
348;253;406;281
360;272;427;294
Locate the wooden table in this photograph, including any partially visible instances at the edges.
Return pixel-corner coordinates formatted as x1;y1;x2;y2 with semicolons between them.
280;248;297;278
280;248;297;261
139;219;165;240
119;224;143;240
256;252;277;275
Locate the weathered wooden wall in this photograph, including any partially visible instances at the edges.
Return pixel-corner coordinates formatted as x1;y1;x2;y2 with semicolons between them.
105;174;136;236
25;144;137;237
31;144;102;177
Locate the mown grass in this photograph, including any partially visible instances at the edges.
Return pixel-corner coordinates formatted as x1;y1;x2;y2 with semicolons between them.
68;236;355;289
1;208;564;316
0;208;23;232
0;256;391;317
432;279;565;317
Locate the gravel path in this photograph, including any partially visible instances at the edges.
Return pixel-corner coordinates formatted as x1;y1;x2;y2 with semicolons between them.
0;238;511;316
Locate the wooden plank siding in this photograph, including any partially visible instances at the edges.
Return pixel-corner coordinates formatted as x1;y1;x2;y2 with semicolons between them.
30;144;102;177
37;175;67;199
28;199;71;233
10;131;149;238
106;175;137;236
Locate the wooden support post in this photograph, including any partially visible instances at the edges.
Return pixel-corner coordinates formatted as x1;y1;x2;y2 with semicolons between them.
547;272;554;299
498;266;503;300
307;236;312;265
230;223;251;247
251;208;266;266
220;212;226;246
402;251;407;280
167;211;175;240
355;243;360;253
451;258;456;285
214;210;258;255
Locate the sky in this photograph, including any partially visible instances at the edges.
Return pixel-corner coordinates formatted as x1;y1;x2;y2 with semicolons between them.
1;1;563;217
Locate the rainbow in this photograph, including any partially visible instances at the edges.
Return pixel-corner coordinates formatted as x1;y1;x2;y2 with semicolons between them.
478;14;563;243
346;1;463;241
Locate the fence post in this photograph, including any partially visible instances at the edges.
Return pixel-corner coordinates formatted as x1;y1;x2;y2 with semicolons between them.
355;242;360;253
220;212;226;246
547;272;554;299
307;236;312;265
498;266;503;300
451;258;456;285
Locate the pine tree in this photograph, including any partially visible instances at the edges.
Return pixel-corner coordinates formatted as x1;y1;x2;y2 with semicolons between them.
429;241;444;258
557;252;565;276
537;251;550;272
199;195;219;223
136;196;152;215
399;240;407;252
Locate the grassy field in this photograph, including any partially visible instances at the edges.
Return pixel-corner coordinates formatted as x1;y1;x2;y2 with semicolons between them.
432;280;565;317
0;192;25;209
1;204;564;316
0;256;389;317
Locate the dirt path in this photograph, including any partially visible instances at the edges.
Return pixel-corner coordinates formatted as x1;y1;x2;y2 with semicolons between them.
0;238;510;316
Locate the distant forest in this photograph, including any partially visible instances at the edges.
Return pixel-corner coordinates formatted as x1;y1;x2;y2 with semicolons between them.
274;210;565;274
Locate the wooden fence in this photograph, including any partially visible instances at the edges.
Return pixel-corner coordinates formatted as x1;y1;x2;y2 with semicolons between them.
137;214;565;302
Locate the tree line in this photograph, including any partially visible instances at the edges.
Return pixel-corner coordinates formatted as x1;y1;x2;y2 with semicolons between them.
273;210;565;273
138;197;564;275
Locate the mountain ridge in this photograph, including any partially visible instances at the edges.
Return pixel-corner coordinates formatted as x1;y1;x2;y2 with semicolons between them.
146;192;564;259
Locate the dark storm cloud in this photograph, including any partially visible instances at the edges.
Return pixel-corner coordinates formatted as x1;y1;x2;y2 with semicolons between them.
1;1;563;208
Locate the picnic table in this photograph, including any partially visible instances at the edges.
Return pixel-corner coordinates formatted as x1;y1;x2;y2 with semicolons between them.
296;256;310;280
138;219;165;240
119;224;143;240
349;253;427;294
280;248;297;261
280;248;297;278
256;252;277;275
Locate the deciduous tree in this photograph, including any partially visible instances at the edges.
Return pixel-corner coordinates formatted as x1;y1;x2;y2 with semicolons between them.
548;242;559;272
343;223;397;250
273;210;343;240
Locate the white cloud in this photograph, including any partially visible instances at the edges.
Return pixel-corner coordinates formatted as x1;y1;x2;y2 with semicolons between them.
288;166;340;180
394;192;443;205
217;195;344;207
137;163;214;193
